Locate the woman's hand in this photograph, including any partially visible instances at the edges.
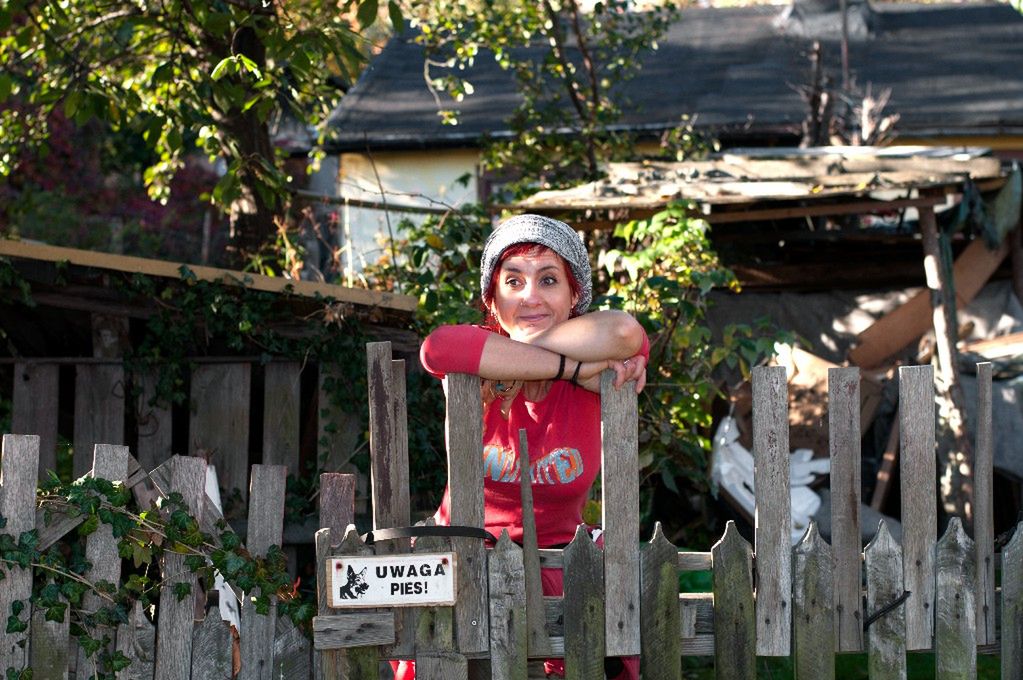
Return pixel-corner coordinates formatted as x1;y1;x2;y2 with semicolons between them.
572;354;647;394
609;354;647;394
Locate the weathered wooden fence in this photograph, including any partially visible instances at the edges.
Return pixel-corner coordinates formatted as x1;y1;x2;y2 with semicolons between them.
2;342;1022;678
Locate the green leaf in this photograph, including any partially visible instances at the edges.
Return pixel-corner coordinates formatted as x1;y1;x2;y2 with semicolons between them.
172;582;192;601
388;1;404;33
356;0;379;28
0;74;12;103
210;57;234;81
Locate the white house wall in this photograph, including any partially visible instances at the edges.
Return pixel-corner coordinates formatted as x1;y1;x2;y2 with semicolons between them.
337;149;480;277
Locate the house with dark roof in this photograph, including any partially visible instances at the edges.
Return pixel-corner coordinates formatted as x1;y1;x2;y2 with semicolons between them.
320;0;1023;268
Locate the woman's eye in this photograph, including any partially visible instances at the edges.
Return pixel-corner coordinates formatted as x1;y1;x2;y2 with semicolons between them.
541;276;558;286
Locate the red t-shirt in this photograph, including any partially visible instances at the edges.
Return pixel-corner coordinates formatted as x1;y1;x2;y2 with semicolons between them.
420;324;646;548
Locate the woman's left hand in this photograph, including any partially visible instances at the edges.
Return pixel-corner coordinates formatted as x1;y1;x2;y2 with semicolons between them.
610;354;647;394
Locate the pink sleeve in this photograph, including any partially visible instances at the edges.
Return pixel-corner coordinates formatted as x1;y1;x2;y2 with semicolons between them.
420;325;492;378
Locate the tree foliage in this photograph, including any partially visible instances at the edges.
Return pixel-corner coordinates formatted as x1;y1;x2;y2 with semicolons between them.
0;0;390;263
412;0;679;196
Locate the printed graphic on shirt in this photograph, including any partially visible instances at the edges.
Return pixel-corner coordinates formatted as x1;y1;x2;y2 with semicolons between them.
482;445;584;485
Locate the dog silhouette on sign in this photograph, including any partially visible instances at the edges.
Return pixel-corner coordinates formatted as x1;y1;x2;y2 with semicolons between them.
338;565;368;599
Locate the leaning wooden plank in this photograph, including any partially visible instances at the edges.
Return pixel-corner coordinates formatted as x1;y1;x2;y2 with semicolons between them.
189;363;251;501
898;365;937;650
11;362;59;476
517;428;553;657
828;367;863;652
136;369;173;473
600;369;641;657
239;464;287;680
1002;521;1023;680
367;344;411;556
640;523;682;680
864;520;907;680
190;612;233;679
793;522;835;680
488;531;527;680
77;444;130;679
153;455;206;680
849;238;1008;369
314;528;340;680
752;365;792;656
390;358;414;656
263;362;301;471
0;435;39;672
935;518;976;680
973;362;996;646
30;607;69;680
445;372;489;654
711;522;755;680
0;239;418;311
273;618;312;680
563;525;605;680
73;364;125;477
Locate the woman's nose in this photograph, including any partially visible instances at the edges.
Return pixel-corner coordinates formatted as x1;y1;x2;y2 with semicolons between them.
519;280;541;304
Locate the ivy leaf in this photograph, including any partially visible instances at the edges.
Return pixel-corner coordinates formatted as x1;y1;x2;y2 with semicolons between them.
388;1;404;33
172;582;192;601
356;0;378;29
5;614;27;635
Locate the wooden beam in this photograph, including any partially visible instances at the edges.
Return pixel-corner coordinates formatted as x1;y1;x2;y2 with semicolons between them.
848;237;1008;369
0;238;417;312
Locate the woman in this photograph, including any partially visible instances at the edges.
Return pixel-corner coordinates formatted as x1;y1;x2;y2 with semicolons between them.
401;214;647;679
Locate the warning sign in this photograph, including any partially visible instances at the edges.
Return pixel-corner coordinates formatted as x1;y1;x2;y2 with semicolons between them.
327;552;458;608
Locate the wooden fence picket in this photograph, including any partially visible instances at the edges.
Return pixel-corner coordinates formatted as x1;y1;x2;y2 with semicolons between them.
0;434;39;673
116;601;156;680
136;368;173;473
973;362;996;646
153;455;207;680
11;362;58;475
1002;522;1023;680
752;365;792;656
828;366;863;652
314;474;356;680
239;464;287;680
898;364;937;651
262;362;301;470
935;518;976;680
640;523;682;680
444;372;489;654
864;520;907;680
189;363;250;501
516;429;552;658
563;525;605;680
600;369;641;658
413;521;464;678
793;521;835;680
712;521;755;680
488;531;527;680
73;364;125;477
76;444;130;679
191;612;233;679
30;608;69;680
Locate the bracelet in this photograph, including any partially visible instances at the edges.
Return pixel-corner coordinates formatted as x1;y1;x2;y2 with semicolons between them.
569;360;582;387
555;353;567;381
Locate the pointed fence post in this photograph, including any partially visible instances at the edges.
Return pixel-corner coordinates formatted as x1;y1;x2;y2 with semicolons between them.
0;435;39;674
752;365;792;656
517;429;552;658
239;464;287;680
712;521;755;680
76;444;130;679
444;372;489;654
934;518;976;680
488;531;527;680
563;525;605;680
600;369;641;658
414;521;467;680
154;455;207;680
864;520;907;680
1001;522;1023;680
899;365;936;650
972;362;996;646
792;521;835;680
828;367;863;651
640;523;681;680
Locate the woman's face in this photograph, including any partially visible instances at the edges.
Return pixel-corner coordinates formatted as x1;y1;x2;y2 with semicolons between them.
490;250;578;341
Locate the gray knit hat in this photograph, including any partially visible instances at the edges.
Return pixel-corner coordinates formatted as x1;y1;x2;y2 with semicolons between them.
480;214;592;315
